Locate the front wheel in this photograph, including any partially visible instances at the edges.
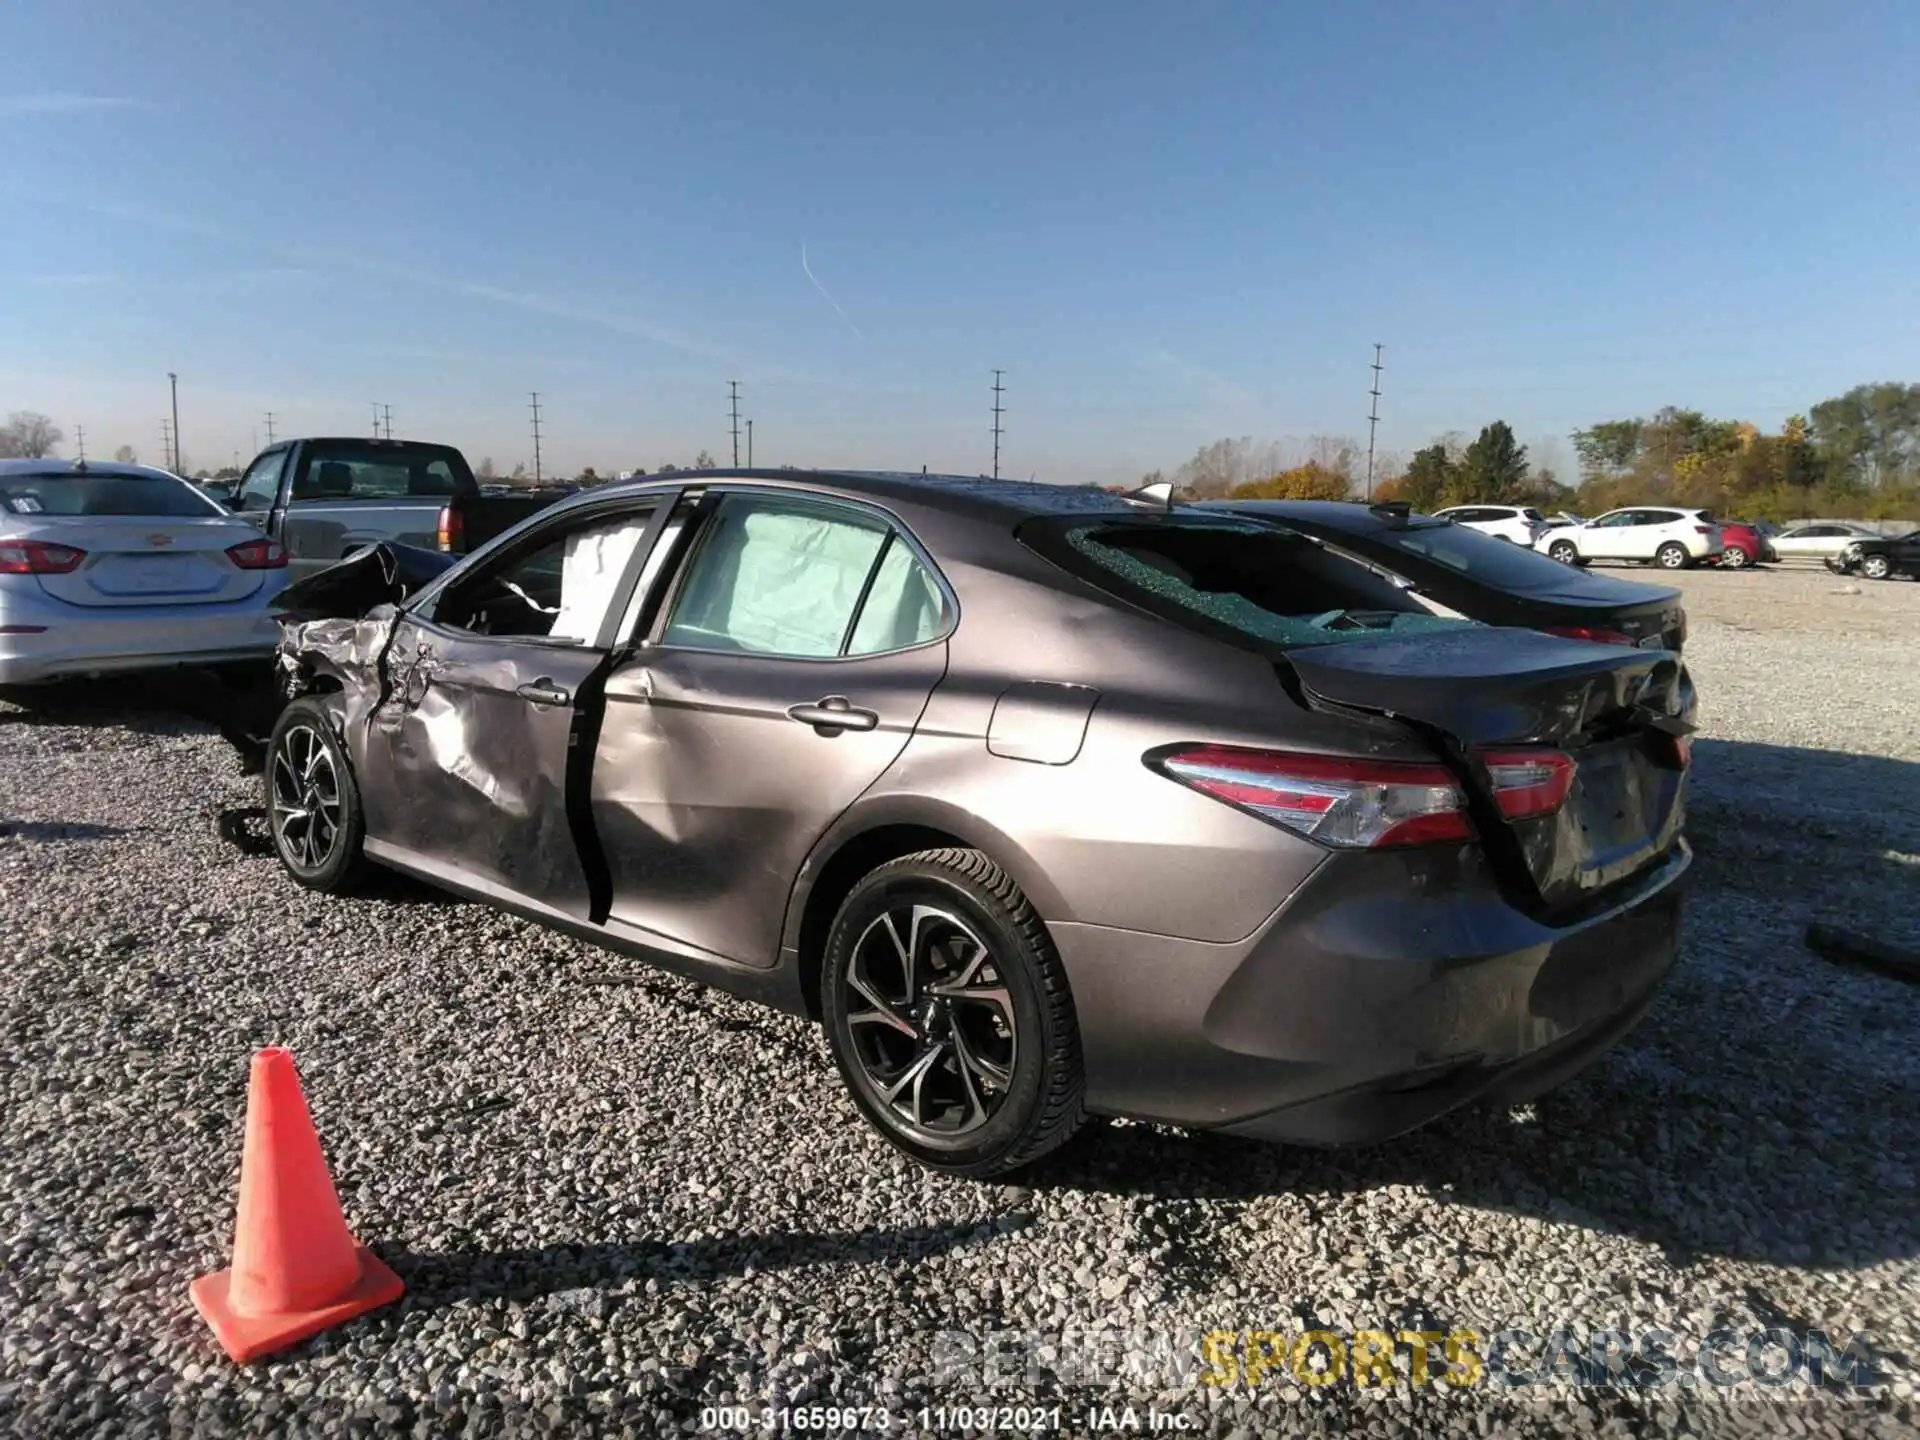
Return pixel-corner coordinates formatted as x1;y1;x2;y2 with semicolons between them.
266;696;368;892
1861;553;1893;580
822;848;1084;1177
1655;542;1690;570
1720;545;1749;569
1548;540;1580;565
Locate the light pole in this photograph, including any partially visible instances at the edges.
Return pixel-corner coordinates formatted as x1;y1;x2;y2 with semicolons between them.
169;372;180;474
747;419;753;467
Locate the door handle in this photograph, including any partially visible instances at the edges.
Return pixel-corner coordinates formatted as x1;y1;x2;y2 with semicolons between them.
787;695;879;733
516;679;571;707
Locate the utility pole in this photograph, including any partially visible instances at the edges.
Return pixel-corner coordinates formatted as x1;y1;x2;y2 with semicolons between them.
728;381;741;467
990;370;1006;479
382;404;393;441
529;392;544;483
161;421;173;470
264;412;277;446
372;402;383;438
746;419;753;468
1365;343;1384;501
169;372;180;477
74;425;87;462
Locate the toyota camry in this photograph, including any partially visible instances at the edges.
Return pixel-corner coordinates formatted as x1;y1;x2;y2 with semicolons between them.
267;471;1693;1176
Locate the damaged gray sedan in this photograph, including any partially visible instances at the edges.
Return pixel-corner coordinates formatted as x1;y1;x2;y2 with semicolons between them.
272;470;1695;1176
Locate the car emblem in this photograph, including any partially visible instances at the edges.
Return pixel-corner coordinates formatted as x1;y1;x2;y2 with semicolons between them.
148;534;173;547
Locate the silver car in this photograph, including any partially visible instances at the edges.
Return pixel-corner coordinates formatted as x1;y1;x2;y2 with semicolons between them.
0;459;290;685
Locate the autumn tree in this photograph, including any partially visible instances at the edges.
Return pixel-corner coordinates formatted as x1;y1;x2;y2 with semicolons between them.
0;411;62;458
113;444;138;464
1226;463;1350;502
692;450;719;470
1809;382;1920;489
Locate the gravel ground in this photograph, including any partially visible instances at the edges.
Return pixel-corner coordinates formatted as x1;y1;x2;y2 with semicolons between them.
1;565;1916;1439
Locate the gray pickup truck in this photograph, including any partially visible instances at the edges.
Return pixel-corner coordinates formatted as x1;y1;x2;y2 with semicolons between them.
218;437;570;577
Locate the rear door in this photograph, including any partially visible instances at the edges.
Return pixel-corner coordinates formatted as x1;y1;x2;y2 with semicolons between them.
358;497;665;916
591;489;951;966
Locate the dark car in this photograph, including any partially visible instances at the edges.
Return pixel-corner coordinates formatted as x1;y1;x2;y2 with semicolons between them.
1214;499;1688;651
1825;529;1920;581
268;471;1693;1176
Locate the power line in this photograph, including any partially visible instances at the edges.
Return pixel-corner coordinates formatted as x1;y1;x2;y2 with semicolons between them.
74;425;86;462
264;412;276;447
372;402;383;438
728;381;741;467
1365;343;1384;501
529;392;544;483
161;420;173;470
382;404;393;441
990;369;1006;479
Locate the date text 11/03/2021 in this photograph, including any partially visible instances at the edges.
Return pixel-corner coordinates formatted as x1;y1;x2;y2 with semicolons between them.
699;1405;1196;1432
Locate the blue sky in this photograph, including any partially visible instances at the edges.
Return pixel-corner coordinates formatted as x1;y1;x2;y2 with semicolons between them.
3;0;1917;482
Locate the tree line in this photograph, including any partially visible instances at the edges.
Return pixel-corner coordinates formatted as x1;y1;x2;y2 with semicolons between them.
1150;381;1920;520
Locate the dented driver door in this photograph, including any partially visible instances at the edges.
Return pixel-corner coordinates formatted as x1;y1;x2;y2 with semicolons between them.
358;500;667;918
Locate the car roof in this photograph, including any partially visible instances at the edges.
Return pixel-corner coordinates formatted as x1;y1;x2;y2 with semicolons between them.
570;468;1140;523
0;458;192;482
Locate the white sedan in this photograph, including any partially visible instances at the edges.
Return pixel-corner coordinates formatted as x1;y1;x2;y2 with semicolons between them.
1767;521;1881;563
0;459;290;685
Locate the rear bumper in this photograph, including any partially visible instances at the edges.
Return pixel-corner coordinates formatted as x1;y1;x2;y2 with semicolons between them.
1052;840;1688;1145
0;602;283;685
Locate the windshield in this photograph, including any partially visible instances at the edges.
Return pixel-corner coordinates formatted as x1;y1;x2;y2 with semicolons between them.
1022;517;1473;650
0;471;221;518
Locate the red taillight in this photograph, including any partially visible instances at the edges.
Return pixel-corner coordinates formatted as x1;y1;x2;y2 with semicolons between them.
0;539;86;575
437;504;462;552
1154;746;1474;848
1542;625;1635;646
226;537;286;569
1694;526;1713;535
1478;748;1577;820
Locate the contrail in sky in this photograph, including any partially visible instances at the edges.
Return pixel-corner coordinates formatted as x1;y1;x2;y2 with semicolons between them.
801;242;863;339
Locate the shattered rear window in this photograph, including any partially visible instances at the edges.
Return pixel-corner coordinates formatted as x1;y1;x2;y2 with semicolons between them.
1039;519;1473;650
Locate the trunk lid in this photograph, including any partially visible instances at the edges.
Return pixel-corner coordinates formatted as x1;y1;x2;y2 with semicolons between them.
1288;626;1692;910
22;517;267;608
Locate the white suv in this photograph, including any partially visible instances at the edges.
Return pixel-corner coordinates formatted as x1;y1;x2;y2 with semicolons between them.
1433;504;1547;545
1534;508;1724;570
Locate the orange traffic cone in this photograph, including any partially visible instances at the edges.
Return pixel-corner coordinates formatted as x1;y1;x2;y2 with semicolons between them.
189;1048;404;1363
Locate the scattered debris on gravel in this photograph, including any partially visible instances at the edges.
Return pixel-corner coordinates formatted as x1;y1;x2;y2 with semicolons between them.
2;568;1916;1437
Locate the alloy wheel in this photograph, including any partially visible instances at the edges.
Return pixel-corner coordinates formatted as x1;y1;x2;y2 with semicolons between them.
271;725;343;871
1721;546;1748;569
1658;544;1687;568
842;904;1017;1141
1862;554;1891;580
1549;542;1577;564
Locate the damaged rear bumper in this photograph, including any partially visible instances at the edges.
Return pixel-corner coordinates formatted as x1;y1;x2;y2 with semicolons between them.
1052;840;1688;1145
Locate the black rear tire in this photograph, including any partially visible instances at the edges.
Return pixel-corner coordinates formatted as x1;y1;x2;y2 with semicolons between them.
265;696;368;893
822;848;1084;1177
